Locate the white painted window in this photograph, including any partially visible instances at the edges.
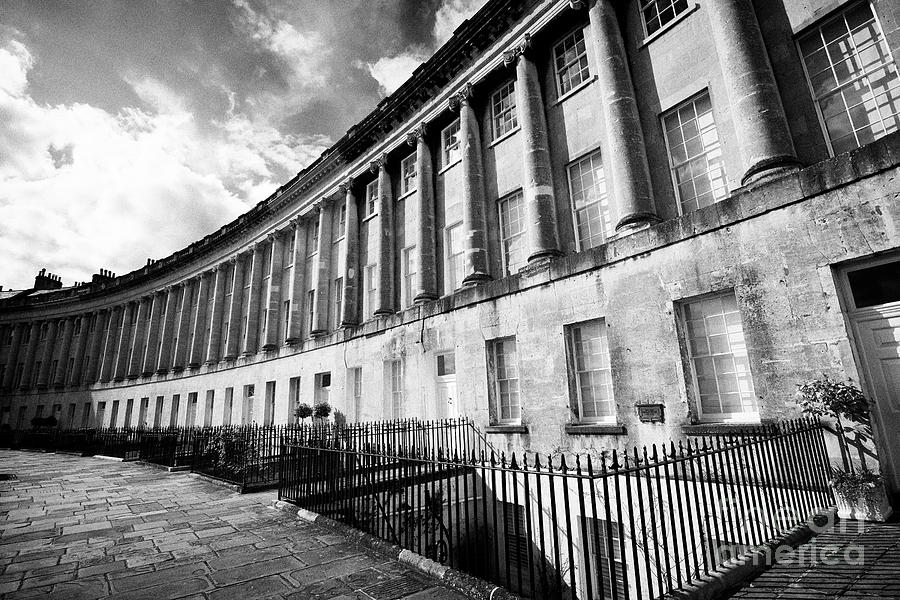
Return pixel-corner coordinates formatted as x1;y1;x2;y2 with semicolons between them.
309;220;320;255
365;180;378;218
566;320;615;423
554;28;591;96
498;190;526;275
583;518;627;600
662;91;728;214
681;292;757;422
349;367;363;421
307;289;315;334
641;0;690;36
441;119;461;169
402;246;416;307
487;337;520;424
334;277;343;329
389;359;403;419
446;223;465;292
364;264;377;317
491;80;518;139
400;151;417;197
798;2;900;155
568;150;612;250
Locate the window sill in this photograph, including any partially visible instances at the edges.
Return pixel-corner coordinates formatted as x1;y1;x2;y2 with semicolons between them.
485;424;528;435
565;423;626;436
682;421;767;436
397;189;416;202
639;4;700;50
552;75;597;107
438;159;461;176
362;213;378;223
489;126;520;148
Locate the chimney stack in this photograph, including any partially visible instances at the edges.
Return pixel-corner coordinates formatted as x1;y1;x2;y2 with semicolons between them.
91;268;116;284
33;268;63;290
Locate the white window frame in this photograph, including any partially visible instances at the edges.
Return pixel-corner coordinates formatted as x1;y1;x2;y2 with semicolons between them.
498;190;526;276
487;336;521;425
567;149;612;251
797;2;900;156
680;291;758;423
565;319;616;424
364;180;378;218
389;359;403;420
553;27;591;98
445;223;465;292
333;277;343;330
364;264;378;317
441;119;461;169
640;0;691;38
400;151;417;197
401;246;416;308
491;80;518;140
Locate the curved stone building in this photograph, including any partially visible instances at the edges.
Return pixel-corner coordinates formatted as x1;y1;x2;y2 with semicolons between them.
2;0;900;489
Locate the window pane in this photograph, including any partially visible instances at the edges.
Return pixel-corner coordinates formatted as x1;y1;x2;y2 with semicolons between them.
568;150;612;250
567;320;614;422
499;191;526;275
492;81;518;139
490;337;520;424
554;29;591;96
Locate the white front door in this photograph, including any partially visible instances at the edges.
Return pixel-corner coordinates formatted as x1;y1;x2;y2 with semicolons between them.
852;309;900;494
436;380;458;420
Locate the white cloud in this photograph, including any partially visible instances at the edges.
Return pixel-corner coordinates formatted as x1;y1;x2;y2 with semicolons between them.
0;39;331;290
364;0;489;97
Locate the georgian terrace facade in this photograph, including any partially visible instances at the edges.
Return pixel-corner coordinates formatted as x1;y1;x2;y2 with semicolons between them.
2;0;900;478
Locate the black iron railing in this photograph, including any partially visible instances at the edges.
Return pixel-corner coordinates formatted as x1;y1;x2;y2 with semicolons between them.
279;419;834;600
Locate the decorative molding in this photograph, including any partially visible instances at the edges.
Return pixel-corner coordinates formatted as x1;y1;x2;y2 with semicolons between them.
567;0;585;10
406;122;428;147
369;153;388;173
502;33;531;66
338;179;353;194
449;82;474;111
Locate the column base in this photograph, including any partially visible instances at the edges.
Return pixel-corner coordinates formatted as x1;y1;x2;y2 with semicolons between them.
171;366;184;373
741;155;801;186
126;373;139;380
142;371;154;377
373;309;395;317
203;359;218;366
339;320;360;329
283;339;301;347
155;368;169;375
187;362;201;370
615;211;661;233
462;272;492;286
527;249;563;264
261;344;278;351
309;329;328;338
413;293;438;305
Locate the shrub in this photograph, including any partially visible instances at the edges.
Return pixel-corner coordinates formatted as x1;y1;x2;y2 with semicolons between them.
293;403;313;423
313;402;332;420
795;376;870;427
831;468;882;502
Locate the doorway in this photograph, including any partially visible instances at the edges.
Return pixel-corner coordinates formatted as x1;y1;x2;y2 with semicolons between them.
435;352;457;420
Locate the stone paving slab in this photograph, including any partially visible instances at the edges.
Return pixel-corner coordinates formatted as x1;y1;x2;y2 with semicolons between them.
727;518;900;599
0;450;471;600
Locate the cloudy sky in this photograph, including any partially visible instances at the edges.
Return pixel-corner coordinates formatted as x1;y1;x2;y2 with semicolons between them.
0;0;487;290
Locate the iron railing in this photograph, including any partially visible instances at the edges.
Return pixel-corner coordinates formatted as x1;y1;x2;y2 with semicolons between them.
279;419;834;600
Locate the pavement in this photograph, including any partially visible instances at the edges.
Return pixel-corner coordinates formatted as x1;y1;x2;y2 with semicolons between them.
727;516;900;599
0;449;470;600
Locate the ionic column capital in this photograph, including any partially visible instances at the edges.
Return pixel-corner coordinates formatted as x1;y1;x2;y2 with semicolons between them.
406;122;428;147
338;179;353;194
369;153;388;174
449;82;474;112
567;0;585;10
502;34;531;67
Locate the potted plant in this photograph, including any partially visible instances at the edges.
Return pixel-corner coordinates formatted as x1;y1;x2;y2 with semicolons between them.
293;402;312;425
313;401;332;422
796;376;892;521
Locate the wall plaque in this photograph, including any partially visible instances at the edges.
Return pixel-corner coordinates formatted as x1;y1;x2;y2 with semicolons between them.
637;403;665;423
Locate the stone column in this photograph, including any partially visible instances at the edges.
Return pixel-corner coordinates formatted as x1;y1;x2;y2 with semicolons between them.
141;292;163;376
408;125;438;303
205;265;228;363
128;297;150;378
172;282;192;371
70;313;91;385
36;319;59;388
706;0;798;184
1;323;24;389
86;311;108;382
241;244;265;355
372;155;395;315
18;322;40;389
225;256;245;359
189;273;211;368
263;233;286;349
311;203;335;336
99;307;121;382
506;36;562;262
53;317;75;387
113;303;134;381
155;287;177;373
285;219;309;344
339;182;361;327
454;84;491;285
589;0;659;232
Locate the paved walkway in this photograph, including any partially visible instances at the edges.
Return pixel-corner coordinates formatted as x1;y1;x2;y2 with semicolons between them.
0;450;468;600
728;517;900;599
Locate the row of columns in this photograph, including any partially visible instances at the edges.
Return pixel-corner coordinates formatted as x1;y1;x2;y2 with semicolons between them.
0;0;798;393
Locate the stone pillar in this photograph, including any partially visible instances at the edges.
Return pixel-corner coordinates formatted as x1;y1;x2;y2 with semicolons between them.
263;233;286;349
706;0;798;184
225;256;245;359
589;0;659;232
205;266;228;363
18;322;40;389
113;303;134;381
408;125;438;303
454;84;491;284
372;156;395;315
99;307;121;382
86;311;108;382
285;219;309;344
506;36;562;263
241;244;265;355
311;203;335;336
53;317;75;387
339;182;361;327
128;297;150;378
189;273;211;368
172;282;192;371
70;313;91;385
1;323;24;389
141;292;163;376
155;287;177;373
36;319;59;388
